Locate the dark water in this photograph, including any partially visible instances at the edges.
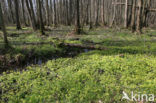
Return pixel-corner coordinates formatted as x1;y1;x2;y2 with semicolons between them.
26;58;42;66
84;49;90;53
1;48;92;74
26;49;91;66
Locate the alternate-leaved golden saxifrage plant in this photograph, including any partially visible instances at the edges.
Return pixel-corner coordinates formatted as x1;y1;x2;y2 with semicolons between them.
0;51;156;103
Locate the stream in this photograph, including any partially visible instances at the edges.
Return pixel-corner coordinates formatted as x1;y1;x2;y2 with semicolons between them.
0;48;92;74
26;48;90;65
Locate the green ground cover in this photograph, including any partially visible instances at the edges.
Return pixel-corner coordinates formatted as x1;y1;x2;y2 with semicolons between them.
0;26;156;103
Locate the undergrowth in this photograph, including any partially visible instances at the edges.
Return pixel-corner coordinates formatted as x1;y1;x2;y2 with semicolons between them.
0;51;156;103
0;26;156;103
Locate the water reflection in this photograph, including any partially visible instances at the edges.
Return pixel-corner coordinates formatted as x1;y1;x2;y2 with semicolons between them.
3;48;92;73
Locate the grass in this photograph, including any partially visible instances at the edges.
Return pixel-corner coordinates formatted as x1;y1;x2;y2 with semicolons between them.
0;26;156;102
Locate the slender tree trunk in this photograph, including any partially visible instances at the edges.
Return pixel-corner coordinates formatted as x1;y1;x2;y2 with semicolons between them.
95;0;100;26
7;0;15;24
69;0;73;25
38;0;45;35
54;0;57;27
124;0;128;28
75;0;81;34
136;0;143;34
86;0;89;25
68;0;72;25
25;0;37;30
103;0;105;25
0;3;8;46
142;0;150;27
89;0;93;30
50;0;53;25
14;0;22;30
131;0;136;32
36;0;40;28
66;0;70;25
46;0;50;26
21;0;27;26
29;0;38;29
110;0;117;27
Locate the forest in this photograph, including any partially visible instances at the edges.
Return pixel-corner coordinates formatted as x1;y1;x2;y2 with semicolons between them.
0;0;156;103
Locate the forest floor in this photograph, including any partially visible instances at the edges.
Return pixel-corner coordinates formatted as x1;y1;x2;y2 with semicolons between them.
0;26;156;102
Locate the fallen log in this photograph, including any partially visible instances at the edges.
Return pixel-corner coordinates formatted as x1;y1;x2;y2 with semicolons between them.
0;41;55;46
59;43;108;50
149;9;156;12
0;40;108;50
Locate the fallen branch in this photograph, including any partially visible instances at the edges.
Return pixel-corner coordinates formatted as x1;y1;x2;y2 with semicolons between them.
112;2;132;6
148;9;156;12
60;43;108;50
0;40;108;51
0;41;55;46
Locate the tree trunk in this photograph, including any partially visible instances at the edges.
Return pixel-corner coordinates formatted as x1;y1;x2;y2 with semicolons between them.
29;0;38;29
50;0;53;25
14;0;22;30
85;0;89;25
89;0;93;30
54;0;57;27
66;0;70;25
7;0;15;24
38;0;45;35
95;0;100;26
68;0;72;25
136;0;143;34
0;3;8;45
25;0;37;30
142;0;150;27
46;0;50;26
21;0;27;26
124;0;128;28
131;0;136;32
75;0;81;34
110;0;117;27
103;0;105;25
